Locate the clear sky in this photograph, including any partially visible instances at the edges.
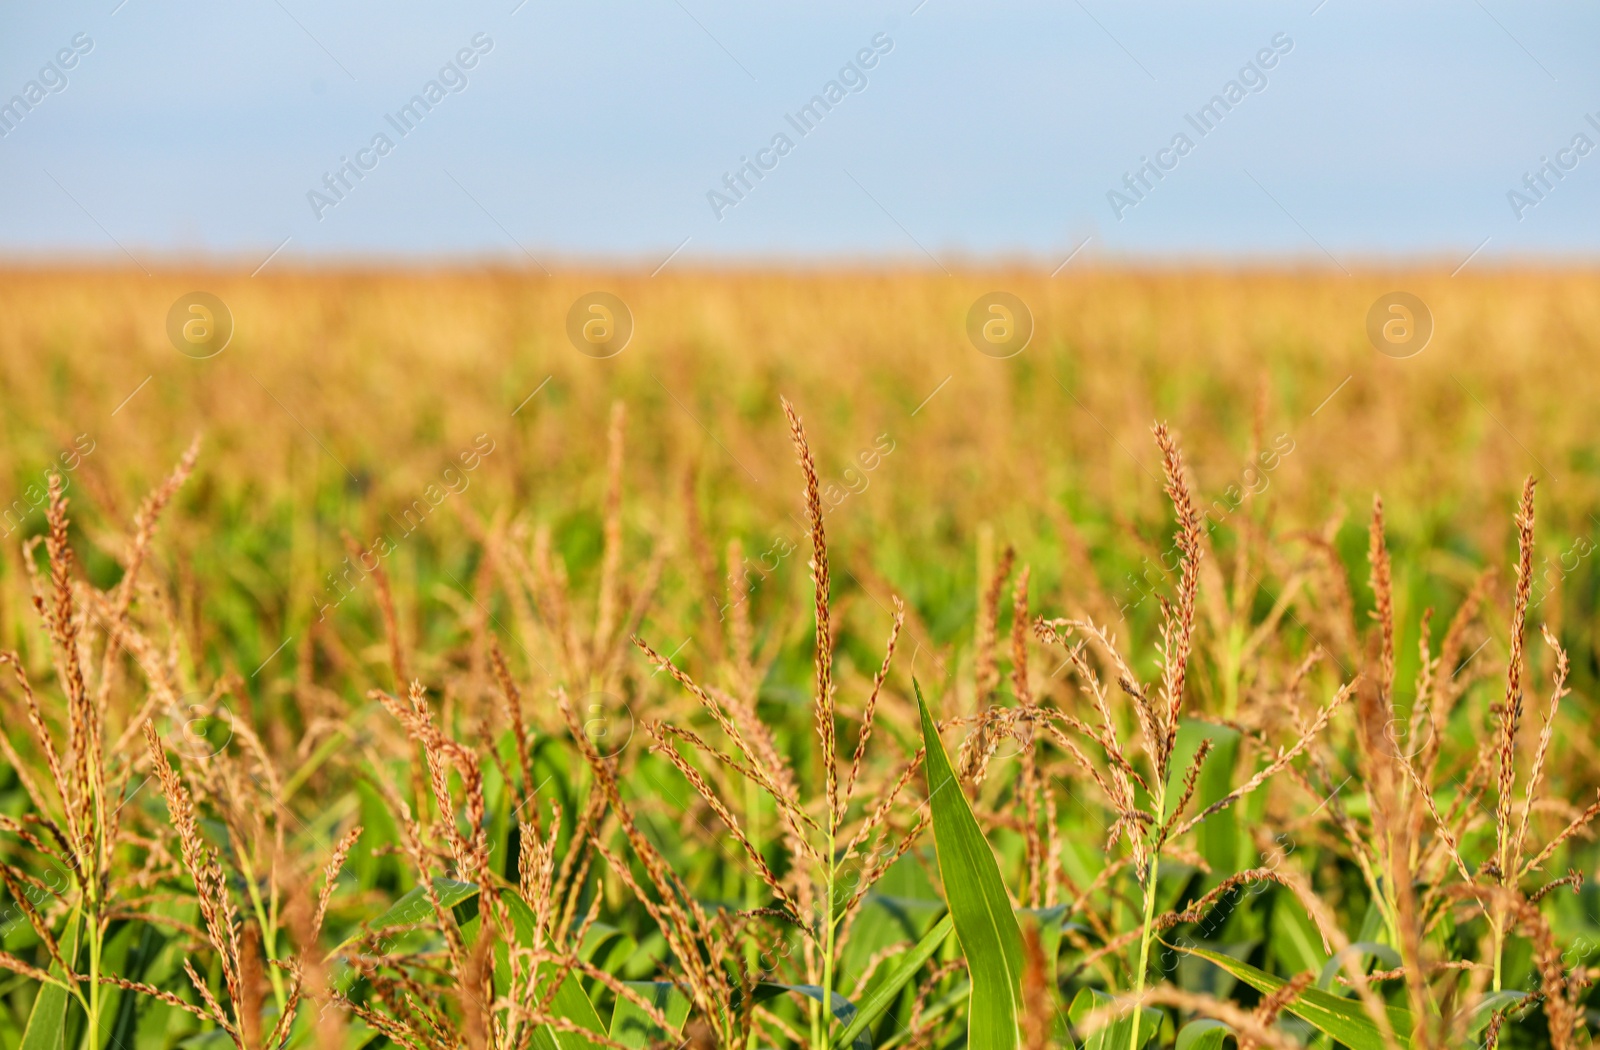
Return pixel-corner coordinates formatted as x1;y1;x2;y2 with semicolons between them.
2;0;1597;269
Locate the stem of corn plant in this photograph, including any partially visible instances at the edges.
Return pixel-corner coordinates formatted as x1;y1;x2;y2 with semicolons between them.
280;722;356;801
1493;824;1510;991
819;818;837;1050
237;850;289;1010
1128;779;1166;1050
744;777;761;1050
86;775;108;1046
71;890;98;1050
1128;853;1160;1050
1222;625;1244;720
87;925;100;1048
1491;915;1504;992
84;884;99;1045
61;903;93;1036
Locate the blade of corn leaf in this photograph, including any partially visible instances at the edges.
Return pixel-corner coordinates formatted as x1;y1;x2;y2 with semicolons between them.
610;981;692;1048
1468;990;1530;1036
1174;1018;1233;1050
1018;904;1078;986
1177;943;1413;1050
528;970;608;1050
498;896;608;1050
916;681;1023;1050
1315;941;1399;991
1270;888;1330;976
833;913;953;1048
578;924;635;976
1166;720;1242;883
329;876;480;955
102;920;166;1050
1068;988;1159;1050
21;913;79;1050
750;983;870;1050
842;894;945;979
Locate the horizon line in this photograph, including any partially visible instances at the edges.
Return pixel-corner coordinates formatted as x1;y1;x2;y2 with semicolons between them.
4;247;1600;277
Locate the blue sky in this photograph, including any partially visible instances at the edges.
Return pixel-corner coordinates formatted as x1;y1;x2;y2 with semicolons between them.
2;0;1598;267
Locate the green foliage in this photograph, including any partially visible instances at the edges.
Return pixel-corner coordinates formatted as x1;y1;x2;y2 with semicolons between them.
3;273;1600;1046
833;914;952;1048
610;982;690;1048
1180;944;1413;1050
917;682;1024;1050
1173;1019;1232;1050
1068;988;1161;1050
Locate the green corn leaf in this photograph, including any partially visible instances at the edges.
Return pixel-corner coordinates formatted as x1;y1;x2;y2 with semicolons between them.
833;913;953;1048
1068;988;1159;1050
528;968;608;1050
1315;941;1399;991
610;981;691;1048
504;893;538;946
841;893;945;981
1166;720;1242;882
1178;943;1413;1049
102;920;167;1050
916;681;1024;1050
21;915;79;1050
330;875;480;956
748;983;869;1050
1018;904;1082;987
1175;1018;1234;1050
326;874;481;968
498;896;608;1050
578;924;635;975
384;888;607;1050
1268;886;1329;976
20;976;71;1050
1468;990;1529;1037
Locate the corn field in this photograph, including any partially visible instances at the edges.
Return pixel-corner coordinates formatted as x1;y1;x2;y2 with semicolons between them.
0;268;1597;1048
